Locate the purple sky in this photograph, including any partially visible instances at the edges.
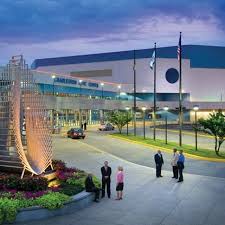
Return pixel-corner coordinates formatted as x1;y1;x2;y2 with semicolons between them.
1;0;225;65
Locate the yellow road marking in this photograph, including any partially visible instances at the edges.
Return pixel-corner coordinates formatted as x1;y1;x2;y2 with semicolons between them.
109;135;225;163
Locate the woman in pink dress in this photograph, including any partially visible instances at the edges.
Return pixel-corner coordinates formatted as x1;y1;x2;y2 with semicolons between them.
116;166;124;200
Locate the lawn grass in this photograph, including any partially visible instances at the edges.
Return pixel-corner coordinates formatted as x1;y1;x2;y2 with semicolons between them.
111;133;225;159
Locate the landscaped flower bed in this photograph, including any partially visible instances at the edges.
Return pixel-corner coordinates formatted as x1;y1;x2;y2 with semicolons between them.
0;160;100;224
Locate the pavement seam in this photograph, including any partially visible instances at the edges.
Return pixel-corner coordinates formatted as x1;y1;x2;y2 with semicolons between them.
109;135;225;163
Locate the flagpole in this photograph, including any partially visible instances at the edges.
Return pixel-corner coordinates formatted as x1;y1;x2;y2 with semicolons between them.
179;32;183;146
153;42;157;140
133;49;137;136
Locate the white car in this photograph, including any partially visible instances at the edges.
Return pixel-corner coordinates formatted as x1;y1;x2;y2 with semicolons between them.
98;123;115;131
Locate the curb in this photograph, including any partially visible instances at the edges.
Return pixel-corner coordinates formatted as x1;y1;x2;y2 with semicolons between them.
109;135;225;163
14;191;94;224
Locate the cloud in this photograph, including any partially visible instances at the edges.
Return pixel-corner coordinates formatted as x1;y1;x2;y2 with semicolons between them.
1;0;225;65
1;13;224;65
0;0;225;44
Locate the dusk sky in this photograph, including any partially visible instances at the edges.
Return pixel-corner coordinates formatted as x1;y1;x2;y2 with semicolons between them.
1;0;225;65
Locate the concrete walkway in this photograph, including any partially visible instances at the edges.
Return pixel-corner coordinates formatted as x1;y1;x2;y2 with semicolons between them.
79;130;225;178
22;135;225;225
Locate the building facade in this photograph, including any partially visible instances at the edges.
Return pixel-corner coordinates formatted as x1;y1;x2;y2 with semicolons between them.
30;45;225;125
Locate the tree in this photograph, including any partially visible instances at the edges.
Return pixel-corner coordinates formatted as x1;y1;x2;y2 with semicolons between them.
198;110;225;155
107;111;132;134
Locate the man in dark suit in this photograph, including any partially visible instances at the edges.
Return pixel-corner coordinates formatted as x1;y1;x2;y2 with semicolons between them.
85;174;100;202
154;150;164;178
101;161;112;198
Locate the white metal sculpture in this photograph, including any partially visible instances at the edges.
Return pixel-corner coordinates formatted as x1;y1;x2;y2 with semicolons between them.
0;56;53;178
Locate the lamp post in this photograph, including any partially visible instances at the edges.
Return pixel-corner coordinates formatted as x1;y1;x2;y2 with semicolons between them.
79;79;83;96
193;105;199;151
51;75;56;95
51;75;56;130
118;85;121;100
125;107;130;135
142;106;147;139
163;106;169;144
100;82;104;99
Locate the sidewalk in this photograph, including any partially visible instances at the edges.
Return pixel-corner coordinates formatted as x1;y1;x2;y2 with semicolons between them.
23;135;225;225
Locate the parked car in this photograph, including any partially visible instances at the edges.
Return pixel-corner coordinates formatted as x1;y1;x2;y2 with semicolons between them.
99;123;115;131
67;128;85;139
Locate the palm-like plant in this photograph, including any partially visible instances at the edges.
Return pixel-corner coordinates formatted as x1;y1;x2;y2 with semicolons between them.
198;110;225;155
107;111;132;134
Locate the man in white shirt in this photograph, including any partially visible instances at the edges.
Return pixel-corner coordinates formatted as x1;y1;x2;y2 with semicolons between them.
171;148;179;179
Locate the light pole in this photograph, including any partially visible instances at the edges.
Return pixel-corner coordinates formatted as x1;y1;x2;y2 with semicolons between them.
51;75;56;95
163;106;169;144
51;75;56;130
125;107;130;136
79;79;83;96
118;85;121;99
133;50;137;137
193;105;199;151
100;82;104;99
142;106;147;139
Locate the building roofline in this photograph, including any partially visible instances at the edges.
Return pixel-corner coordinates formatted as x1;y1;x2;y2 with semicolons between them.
31;45;225;69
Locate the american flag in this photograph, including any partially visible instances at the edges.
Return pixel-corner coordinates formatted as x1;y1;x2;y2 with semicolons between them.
177;33;181;61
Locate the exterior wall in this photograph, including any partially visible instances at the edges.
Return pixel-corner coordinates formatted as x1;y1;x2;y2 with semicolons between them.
190;110;225;122
35;57;225;102
184;68;225;102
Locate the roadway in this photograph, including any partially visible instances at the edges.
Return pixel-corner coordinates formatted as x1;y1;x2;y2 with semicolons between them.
81;130;225;178
58;129;225;178
131;126;225;151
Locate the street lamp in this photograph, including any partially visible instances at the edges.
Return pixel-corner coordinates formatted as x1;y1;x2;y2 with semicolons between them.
51;75;56;130
100;82;104;99
118;85;121;99
79;80;83;96
51;75;56;95
125;107;130;135
142;106;147;139
163;106;169;144
193;105;199;151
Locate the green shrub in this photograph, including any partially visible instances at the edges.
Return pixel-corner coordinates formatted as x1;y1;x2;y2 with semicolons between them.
93;176;101;188
0;192;12;199
0;192;70;224
66;175;101;189
0;160;99;224
18;177;48;191
0;198;20;223
66;177;85;188
0;208;3;224
73;171;87;179
59;183;84;196
35;192;70;210
52;159;66;171
1;175;48;192
3;175;20;189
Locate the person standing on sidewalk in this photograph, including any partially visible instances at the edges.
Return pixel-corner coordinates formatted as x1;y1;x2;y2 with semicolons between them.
101;161;112;198
84;121;87;130
177;150;185;182
171;148;179;179
116;166;124;200
154;150;164;178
